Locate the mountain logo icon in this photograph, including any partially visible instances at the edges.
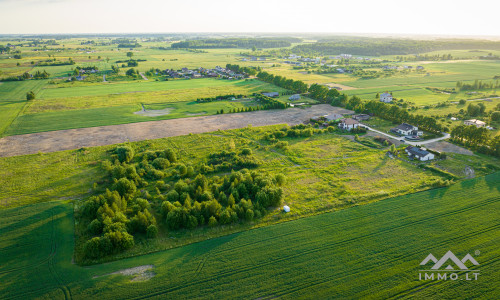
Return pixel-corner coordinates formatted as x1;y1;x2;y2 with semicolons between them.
420;251;479;270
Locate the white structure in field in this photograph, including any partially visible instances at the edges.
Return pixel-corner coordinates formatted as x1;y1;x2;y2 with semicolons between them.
283;205;290;213
380;92;393;103
464;119;486;128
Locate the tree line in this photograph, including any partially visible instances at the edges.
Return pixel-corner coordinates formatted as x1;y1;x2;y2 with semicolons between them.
171;38;301;49
456;79;500;91
257;71;308;94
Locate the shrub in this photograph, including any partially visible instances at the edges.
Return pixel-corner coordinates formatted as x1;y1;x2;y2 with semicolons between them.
208;216;218;227
115;146;134;163
146;224;158;238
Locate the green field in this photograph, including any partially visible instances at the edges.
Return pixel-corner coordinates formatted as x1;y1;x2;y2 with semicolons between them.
1;172;498;299
3;79;288;135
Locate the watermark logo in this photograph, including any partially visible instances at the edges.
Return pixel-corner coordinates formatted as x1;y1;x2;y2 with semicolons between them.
418;250;480;281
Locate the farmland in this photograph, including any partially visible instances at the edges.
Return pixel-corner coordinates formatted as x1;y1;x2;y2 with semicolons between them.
1;33;500;299
4;79;289;135
0;172;498;299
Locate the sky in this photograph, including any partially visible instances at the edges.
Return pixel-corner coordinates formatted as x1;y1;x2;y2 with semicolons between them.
0;0;499;36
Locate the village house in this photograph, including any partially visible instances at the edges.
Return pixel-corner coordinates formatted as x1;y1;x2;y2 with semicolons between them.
380;92;393;103
338;118;360;131
289;94;301;100
391;123;423;136
405;146;435;161
464;119;486;128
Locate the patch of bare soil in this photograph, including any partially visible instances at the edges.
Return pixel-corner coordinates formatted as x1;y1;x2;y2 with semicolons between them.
94;265;155;282
0;105;354;157
324;83;357;91
425;141;474;156
134;108;173;117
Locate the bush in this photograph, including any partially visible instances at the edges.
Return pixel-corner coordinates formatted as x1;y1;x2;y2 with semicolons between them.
26;91;36;100
115;146;134;163
114;178;136;197
208;216;218;227
146;224;158;238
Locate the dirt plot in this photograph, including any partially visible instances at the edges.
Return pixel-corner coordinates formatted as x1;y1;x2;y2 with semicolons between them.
0;105;353;157
424;140;474;155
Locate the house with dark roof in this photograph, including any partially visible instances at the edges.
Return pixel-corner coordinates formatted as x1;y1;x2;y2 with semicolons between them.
392;123;423;136
262;92;279;98
405;146;435;161
338;118;360;131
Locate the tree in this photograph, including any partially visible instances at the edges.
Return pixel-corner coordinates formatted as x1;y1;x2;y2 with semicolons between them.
491;111;500;122
252;45;257;52
126;68;136;77
26;91;36;100
146;224;158;238
208;216;218;227
126;52;134;59
115;146;134;162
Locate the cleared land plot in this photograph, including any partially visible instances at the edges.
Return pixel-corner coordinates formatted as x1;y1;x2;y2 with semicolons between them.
0;173;498;299
0;104;352;157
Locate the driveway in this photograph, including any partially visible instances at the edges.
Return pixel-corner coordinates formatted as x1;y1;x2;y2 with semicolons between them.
363;126;450;146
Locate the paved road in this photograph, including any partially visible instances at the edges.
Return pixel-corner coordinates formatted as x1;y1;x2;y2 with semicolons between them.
0;105;353;157
364;126;450;146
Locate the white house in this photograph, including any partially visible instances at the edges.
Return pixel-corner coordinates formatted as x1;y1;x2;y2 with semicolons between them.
289;94;301;100
338;118;360;131
380;92;393;103
392;123;423;136
464;119;486;128
405;146;435;161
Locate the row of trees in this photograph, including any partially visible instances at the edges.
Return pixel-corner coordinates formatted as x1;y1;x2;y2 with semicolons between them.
456;80;500;91
1;70;50;81
257;71;308;93
171;38;301;49
225;64;259;76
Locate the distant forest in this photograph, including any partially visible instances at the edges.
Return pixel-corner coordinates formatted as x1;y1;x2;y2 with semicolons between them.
171;38;302;49
292;37;500;56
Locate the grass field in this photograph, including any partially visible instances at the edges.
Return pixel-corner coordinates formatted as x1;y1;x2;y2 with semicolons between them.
1;172;498;299
3;79;288;135
0;80;48;136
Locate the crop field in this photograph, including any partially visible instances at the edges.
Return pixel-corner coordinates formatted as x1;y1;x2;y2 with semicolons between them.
0;172;498;299
3;79;288;135
0;80;48;136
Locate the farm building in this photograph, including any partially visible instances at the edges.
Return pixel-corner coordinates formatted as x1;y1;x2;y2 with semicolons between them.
262;92;280;98
380;92;393;103
405;146;435;161
352;114;371;121
289;94;301;100
464;119;486;128
391;123;423;136
325;114;343;122
338;118;360;131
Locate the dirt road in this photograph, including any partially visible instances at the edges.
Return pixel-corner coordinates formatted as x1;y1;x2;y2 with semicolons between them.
0;105;353;157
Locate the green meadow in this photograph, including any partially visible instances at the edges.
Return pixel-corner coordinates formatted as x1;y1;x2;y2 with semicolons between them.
3;79;288;135
1;172;498;299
